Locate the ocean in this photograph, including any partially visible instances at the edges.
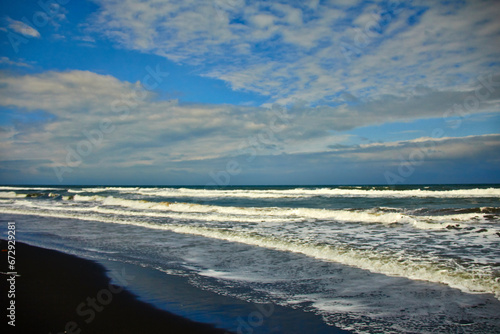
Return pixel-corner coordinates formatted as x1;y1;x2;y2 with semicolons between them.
1;184;499;333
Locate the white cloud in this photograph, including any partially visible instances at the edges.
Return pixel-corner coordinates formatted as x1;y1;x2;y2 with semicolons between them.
84;0;500;110
0;57;32;68
1;69;499;183
331;134;500;163
6;17;41;38
1;70;499;168
0;70;292;169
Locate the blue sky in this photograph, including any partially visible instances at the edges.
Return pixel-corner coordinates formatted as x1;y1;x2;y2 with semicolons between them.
0;0;499;185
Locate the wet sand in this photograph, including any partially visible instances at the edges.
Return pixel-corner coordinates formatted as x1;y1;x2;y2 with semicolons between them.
0;240;232;333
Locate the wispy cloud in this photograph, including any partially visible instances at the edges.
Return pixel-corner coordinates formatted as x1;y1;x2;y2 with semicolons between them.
0;70;290;170
1;0;500;184
0;57;32;68
330;134;500;164
86;0;500;106
1;69;499;183
5;17;41;38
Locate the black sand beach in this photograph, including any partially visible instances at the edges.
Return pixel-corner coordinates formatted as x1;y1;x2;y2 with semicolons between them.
1;236;349;334
0;240;232;333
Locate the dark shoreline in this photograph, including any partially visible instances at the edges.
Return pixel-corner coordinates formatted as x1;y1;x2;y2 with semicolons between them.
0;240;232;333
0;213;351;334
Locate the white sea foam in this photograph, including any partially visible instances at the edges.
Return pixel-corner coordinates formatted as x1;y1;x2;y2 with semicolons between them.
129;187;500;199
0;191;27;198
68;194;490;229
0;186;61;191
1;207;498;299
76;187;140;193
3;185;500;199
73;194;416;224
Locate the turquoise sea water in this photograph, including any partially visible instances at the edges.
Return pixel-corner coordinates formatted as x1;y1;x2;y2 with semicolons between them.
1;184;499;333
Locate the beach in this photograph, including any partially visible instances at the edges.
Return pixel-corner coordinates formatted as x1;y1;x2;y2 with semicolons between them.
0;240;234;333
1;238;346;333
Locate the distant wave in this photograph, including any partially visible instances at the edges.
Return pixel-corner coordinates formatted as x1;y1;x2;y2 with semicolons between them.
2;185;500;199
91;186;500;198
0;186;62;191
3;193;489;230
